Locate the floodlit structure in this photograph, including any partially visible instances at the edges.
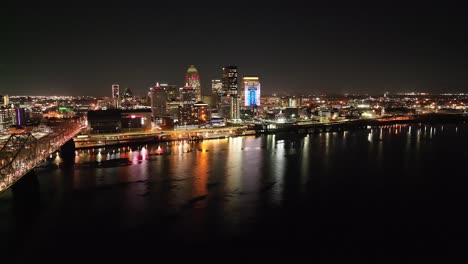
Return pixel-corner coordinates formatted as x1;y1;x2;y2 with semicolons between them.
185;65;201;102
243;76;261;107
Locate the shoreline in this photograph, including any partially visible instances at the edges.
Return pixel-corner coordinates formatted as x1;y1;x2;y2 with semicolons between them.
74;113;468;149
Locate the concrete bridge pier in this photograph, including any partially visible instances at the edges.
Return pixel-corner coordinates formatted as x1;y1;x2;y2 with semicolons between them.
60;139;76;161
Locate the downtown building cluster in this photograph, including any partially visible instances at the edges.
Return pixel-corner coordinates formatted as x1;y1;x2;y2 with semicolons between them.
109;65;261;130
0;95;27;132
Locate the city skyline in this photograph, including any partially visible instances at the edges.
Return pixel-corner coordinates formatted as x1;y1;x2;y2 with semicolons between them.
2;5;468;96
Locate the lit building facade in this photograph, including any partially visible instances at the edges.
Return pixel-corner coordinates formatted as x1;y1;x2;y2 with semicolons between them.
87;109;151;134
222;66;238;97
112;84;120;108
193;102;210;125
212;79;223;95
161;83;179;101
222;65;240;120
149;82;167;120
211;79;223;109
2;95;9;106
243;76;261;107
178;83;197;125
185;65;201;102
0;107;15;132
121;88;135;109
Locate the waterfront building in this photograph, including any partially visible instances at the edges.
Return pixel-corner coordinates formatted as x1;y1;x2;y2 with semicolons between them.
87;109;152;134
193;101;210;125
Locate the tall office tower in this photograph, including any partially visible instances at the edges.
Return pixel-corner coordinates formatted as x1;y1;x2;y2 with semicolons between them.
112;84;120;108
243;76;261;107
181;83;196;104
162;84;179;101
15;108;26;126
222;65;240;120
149;82;167;120
0;108;14;132
185;65;201;102
209;79;223;109
2;94;9;106
121;88;135;109
178;83;196;125
222;66;238;96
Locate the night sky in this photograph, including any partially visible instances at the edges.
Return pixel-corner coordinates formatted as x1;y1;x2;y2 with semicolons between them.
1;5;468;96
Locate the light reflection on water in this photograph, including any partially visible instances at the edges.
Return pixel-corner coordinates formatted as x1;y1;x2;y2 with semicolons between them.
1;123;467;259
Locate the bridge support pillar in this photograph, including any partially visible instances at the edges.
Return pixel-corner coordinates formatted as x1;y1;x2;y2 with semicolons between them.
60;139;76;160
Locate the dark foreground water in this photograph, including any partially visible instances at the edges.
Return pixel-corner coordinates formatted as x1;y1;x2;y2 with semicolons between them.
1;123;467;262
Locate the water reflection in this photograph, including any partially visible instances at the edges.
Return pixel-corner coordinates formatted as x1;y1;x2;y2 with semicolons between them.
2;123;467;259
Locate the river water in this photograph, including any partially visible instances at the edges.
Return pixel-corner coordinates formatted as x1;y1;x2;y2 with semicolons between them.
1;123;467;262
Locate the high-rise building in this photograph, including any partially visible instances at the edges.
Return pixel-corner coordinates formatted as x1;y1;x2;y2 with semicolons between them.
0;107;14;132
212;79;223;95
222;66;238;97
185;65;201;102
243;76;261;107
15;108;27;126
222;66;240;120
181;83;196;104
112;84;120;108
121;88;135;109
178;83;197;125
2;94;9;106
160;83;178;101
149;82;167;120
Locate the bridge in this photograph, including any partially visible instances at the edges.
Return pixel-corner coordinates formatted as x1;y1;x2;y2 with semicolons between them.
0;119;85;193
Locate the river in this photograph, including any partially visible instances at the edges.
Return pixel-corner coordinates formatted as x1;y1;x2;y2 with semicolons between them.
1;123;467;262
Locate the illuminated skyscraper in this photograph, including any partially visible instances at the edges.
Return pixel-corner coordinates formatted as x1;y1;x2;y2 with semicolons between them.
222;66;240;120
185;65;201;102
209;79;223;109
112;84;120;108
2;94;9;106
178;83;197;125
243;76;261;107
222;66;238;97
149;82;167;120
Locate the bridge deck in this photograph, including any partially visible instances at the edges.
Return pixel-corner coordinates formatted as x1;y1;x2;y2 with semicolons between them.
0;121;84;192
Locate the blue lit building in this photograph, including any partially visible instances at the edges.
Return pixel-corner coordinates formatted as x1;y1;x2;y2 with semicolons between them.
243;76;261;107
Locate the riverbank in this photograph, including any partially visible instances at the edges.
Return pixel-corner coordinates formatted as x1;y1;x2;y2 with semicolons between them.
74;129;256;149
74;113;467;149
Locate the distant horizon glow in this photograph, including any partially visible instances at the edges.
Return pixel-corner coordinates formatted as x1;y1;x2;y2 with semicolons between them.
2;6;468;96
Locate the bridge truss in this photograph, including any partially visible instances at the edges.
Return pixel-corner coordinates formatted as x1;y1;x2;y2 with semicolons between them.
0;120;84;192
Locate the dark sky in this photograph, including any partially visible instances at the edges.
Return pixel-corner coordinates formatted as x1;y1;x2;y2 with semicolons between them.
1;4;468;96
